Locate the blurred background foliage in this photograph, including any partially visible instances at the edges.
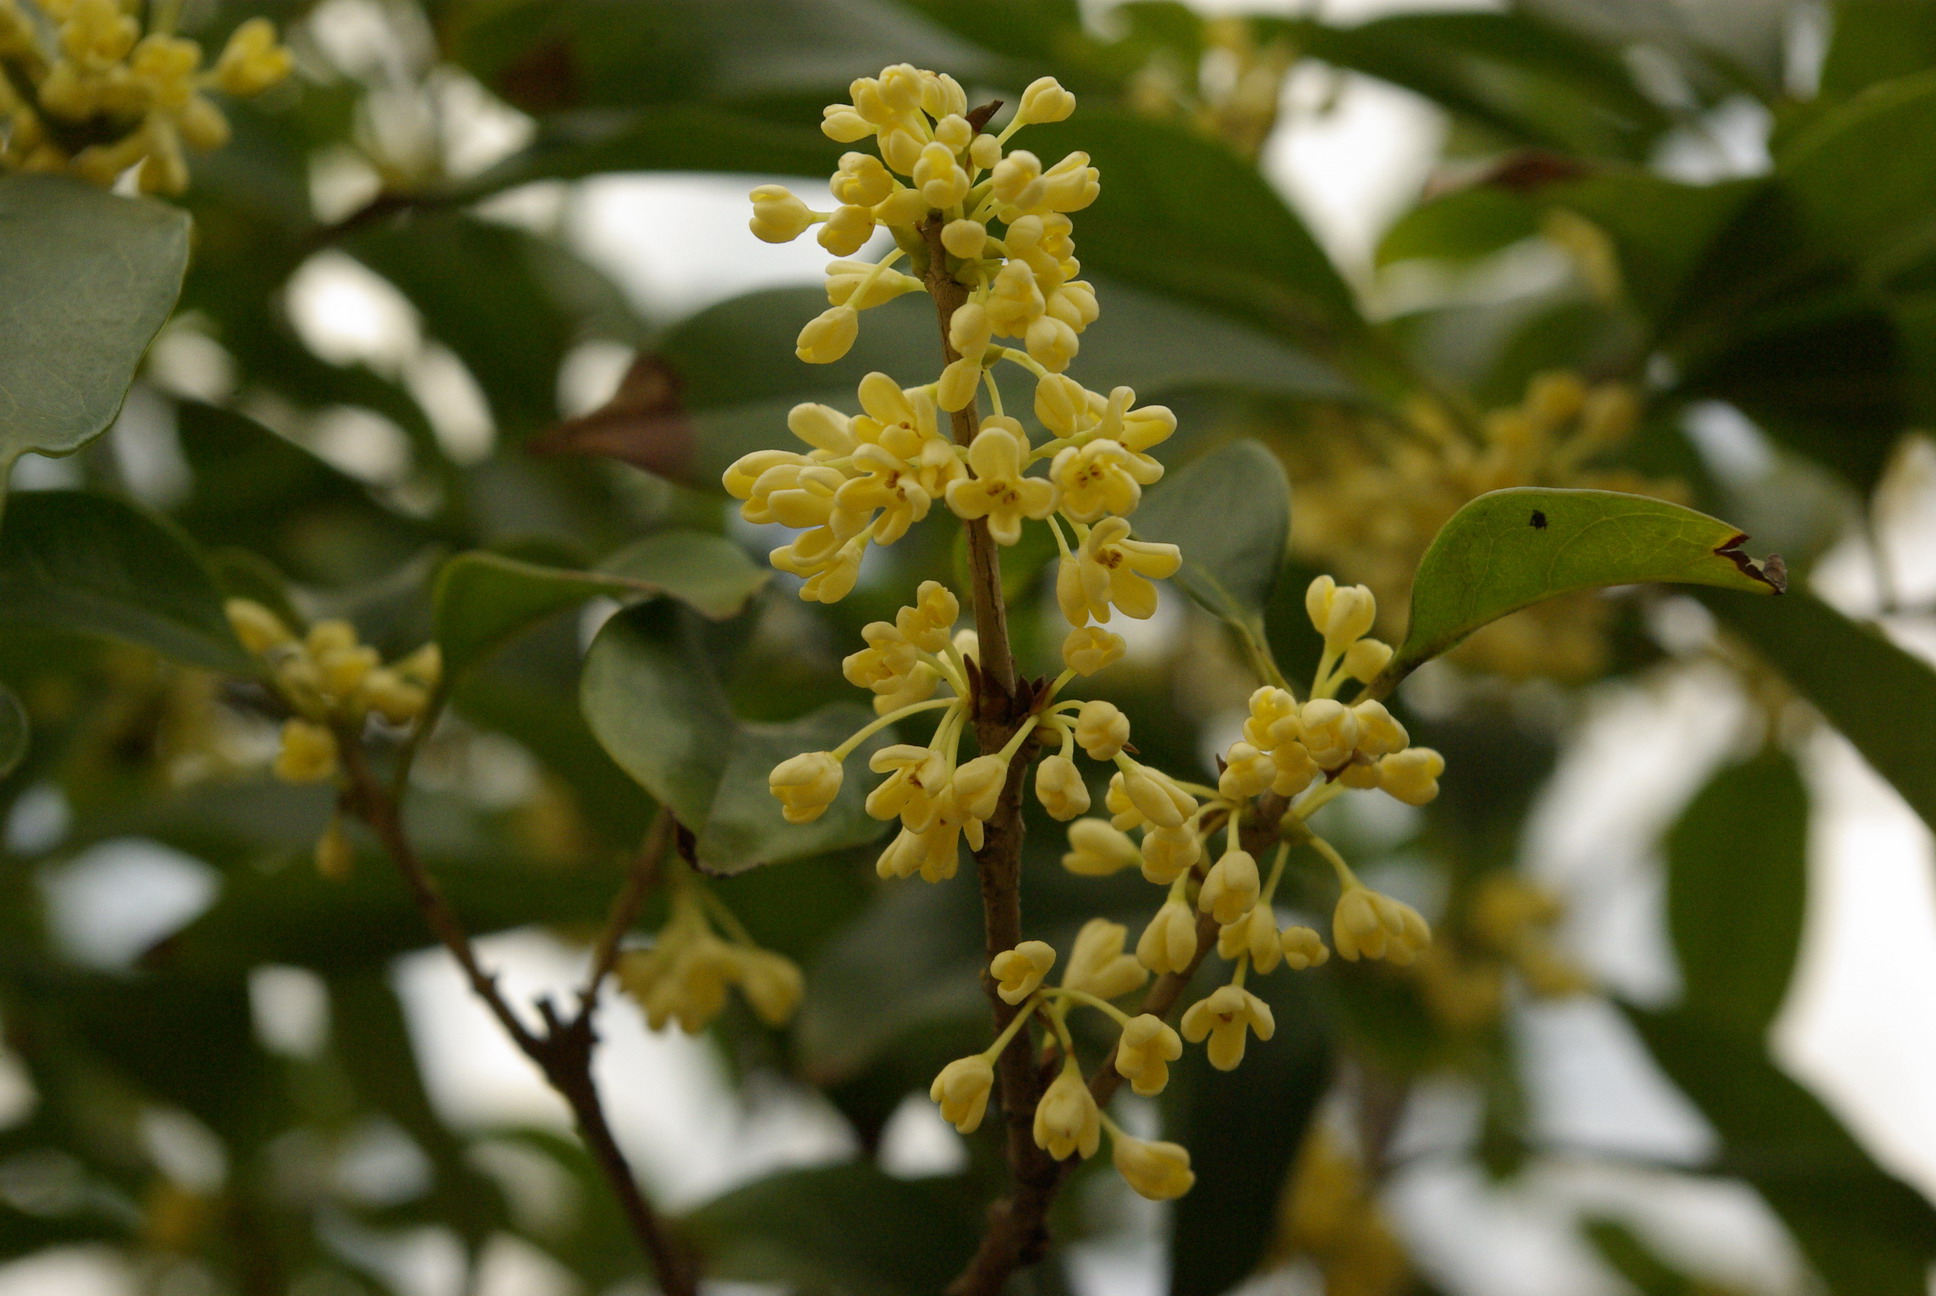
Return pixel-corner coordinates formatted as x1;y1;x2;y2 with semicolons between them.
4;0;1936;1293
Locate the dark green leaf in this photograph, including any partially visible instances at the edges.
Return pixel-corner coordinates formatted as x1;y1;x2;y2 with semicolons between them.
1377;185;1543;267
1777;71;1936;288
1022;112;1362;341
0;175;191;507
0;491;251;673
1820;1;1936;98
0;684;24;782
1666;748;1807;1034
687;1164;982;1296
1381;488;1783;688
1628;1006;1936;1295
1698;587;1936;834
433;533;767;678
581;601;887;873
1134;439;1291;663
1287;12;1671;159
1583;1217;1709;1296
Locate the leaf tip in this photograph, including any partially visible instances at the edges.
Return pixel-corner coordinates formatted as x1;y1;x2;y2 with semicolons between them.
1716;533;1787;594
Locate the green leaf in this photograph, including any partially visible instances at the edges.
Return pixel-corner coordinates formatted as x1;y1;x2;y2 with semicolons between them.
0;175;191;508
0;491;251;673
580;601;887;873
1820;1;1936;98
433;532;767;679
1697;587;1936;835
1134;440;1291;665
1666;748;1807;1034
1777;71;1936;288
1286;11;1672;160
1381;488;1783;687
0;684;25;781
1022;111;1362;341
1377;184;1543;267
687;1164;982;1296
1628;1006;1936;1295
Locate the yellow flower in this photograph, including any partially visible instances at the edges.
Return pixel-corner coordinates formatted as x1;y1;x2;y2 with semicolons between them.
1035;754;1091;821
1108;765;1196;830
931;1055;995;1133
1332;885;1431;965
796;305;860;363
944;420;1057;545
1138;823;1201;885
865;743;947;827
735;949;805;1026
1343;637;1394;683
1181;984;1275;1071
1350;700;1409;759
1032;1065;1101;1160
1136;897;1199;974
1306;574;1377;652
951;753;1010;823
1198;848;1260;925
817;203;875;255
273;719;337;783
749;184;814;243
1377;748;1444;806
1114;1013;1183;1096
1062;818;1140;876
992;940;1057;1005
1218;905;1283;972
1051;439;1160;522
832;151;894;206
1298;698;1359;769
1072;699;1129;760
211;17;291;97
224;598;291;656
1281;925;1330;970
1063;918;1147;1000
1218;741;1275;800
1112;1132;1195;1200
1060;625;1126;676
1056;517;1181;624
1018;75;1077;125
768;751;844;824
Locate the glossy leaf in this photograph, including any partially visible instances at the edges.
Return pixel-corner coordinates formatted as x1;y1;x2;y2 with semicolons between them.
0;491;251;674
1380;488;1783;688
1666;748;1808;1034
1778;71;1936;288
581;601;887;873
1022;112;1362;341
1134;439;1291;658
433;532;767;678
0;176;191;506
1698;588;1936;834
1628;1006;1936;1295
0;684;25;781
688;1164;982;1296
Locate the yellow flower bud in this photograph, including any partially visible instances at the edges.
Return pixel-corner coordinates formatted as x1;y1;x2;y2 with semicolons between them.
936;356;981;412
213;17;292;97
1138;823;1200;885
1114;1014;1183;1096
1332;885;1431;965
940;217;987;260
749;184;814;243
1060;625;1125;677
1281;924;1330;970
224;598;291;656
992;940;1056;1005
817;203;874;256
1298;699;1358;769
273;718;338;784
930;1055;994;1133
1112;1133;1195;1200
1199;848;1260;925
314;815;353;881
1305;574;1376;650
1018;76;1077;125
1378;747;1445;806
1136;897;1198;974
831;151;894;206
952;754;1009;823
1343;637;1394;683
1062;818;1139;876
1072;700;1128;761
1218;741;1275;800
969;132;1001;169
1035;754;1090;821
737;949;804;1026
796;305;859;363
362;669;428;725
914;140;969;207
768;750;844;823
1063;918;1146;1000
1350;700;1409;759
1032;1065;1101;1160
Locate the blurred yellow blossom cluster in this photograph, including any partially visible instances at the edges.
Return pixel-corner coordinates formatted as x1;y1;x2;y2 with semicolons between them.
1416;872;1592;1031
617;874;803;1034
1274;1128;1412;1296
1125;16;1298;159
0;0;289;193
1288;372;1681;679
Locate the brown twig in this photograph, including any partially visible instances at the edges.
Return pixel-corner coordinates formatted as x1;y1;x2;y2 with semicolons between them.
336;737;696;1296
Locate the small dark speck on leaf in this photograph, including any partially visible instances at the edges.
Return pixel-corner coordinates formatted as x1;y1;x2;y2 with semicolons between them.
1530;510;1548;530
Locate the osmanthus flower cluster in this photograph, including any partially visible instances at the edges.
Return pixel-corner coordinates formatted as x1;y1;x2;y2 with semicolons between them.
225;599;440;876
616;871;804;1034
0;0;291;193
732;65;1446;1205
